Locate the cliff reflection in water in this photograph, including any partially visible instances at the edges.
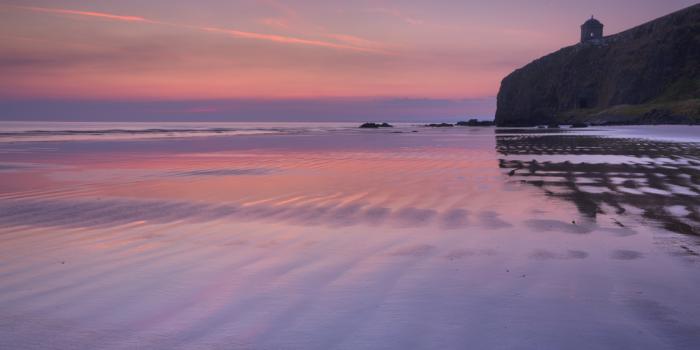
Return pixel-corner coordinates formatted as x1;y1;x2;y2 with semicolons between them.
496;133;700;236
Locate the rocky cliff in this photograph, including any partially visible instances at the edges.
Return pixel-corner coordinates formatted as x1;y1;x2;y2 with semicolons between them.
495;4;700;126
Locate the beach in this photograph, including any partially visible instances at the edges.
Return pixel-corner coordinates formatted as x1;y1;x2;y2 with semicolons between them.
1;123;699;349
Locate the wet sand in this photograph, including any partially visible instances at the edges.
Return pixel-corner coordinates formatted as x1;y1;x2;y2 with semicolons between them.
0;124;699;349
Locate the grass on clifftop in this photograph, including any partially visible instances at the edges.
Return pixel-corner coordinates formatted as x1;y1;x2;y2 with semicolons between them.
560;99;700;125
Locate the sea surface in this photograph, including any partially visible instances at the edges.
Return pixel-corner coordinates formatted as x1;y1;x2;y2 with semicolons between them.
1;122;699;349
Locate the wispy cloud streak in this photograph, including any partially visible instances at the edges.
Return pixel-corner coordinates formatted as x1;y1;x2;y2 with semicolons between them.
12;5;153;23
9;5;385;53
200;27;385;53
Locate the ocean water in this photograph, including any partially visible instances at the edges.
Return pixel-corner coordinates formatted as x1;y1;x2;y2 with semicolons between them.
1;122;699;349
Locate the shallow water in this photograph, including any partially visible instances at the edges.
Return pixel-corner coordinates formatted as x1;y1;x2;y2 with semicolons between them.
1;123;699;349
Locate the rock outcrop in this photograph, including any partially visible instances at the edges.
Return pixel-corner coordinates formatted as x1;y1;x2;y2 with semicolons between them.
456;119;494;126
495;4;700;126
359;122;393;128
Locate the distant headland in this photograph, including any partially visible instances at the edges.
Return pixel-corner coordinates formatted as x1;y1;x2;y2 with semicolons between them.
495;4;700;126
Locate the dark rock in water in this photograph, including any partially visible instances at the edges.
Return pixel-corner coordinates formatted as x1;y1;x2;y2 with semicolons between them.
425;123;454;127
456;119;495;127
360;122;393;129
495;4;700;126
570;123;589;128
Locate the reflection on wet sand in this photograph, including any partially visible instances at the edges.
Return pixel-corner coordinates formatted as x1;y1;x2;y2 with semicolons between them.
0;198;475;230
1;126;700;349
497;134;700;236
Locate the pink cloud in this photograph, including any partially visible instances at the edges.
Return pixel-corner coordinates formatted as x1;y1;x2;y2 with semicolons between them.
200;27;386;53
9;5;387;53
12;5;154;23
323;33;385;49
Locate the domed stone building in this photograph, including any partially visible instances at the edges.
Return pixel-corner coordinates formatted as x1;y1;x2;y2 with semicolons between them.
580;16;604;43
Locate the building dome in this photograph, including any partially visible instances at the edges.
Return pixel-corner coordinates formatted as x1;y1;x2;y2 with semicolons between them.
583;17;603;27
580;16;604;43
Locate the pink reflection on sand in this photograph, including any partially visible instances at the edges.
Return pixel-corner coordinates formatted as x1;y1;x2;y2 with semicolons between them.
1;126;699;348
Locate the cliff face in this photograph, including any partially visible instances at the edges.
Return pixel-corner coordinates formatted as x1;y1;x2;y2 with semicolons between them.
495;4;700;126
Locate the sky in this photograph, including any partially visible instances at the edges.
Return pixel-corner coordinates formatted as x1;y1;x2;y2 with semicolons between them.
0;0;696;122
